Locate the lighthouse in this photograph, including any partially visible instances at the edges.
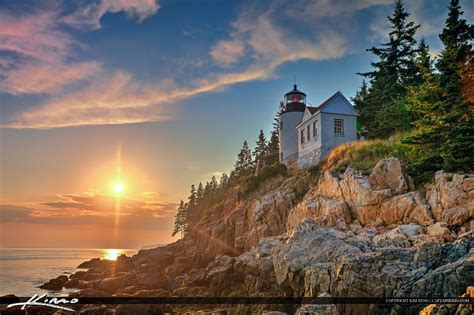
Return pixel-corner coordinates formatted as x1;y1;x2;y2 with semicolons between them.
279;84;306;164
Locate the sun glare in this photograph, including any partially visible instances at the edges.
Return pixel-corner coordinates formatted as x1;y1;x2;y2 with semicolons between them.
113;182;123;194
103;249;121;261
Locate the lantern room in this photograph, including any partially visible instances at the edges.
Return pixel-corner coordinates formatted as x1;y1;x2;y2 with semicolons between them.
281;84;306;113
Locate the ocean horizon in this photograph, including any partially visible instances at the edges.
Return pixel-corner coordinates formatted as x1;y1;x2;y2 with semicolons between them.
0;248;137;297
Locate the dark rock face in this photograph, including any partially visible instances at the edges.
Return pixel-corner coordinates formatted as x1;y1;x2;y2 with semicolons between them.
39;275;68;290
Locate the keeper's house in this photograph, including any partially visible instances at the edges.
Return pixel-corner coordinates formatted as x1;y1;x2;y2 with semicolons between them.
278;85;359;167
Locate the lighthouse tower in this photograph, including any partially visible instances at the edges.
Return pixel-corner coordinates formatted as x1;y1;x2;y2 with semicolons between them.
279;85;306;164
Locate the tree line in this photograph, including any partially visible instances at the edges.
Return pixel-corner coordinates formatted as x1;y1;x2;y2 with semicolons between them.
172;117;280;237
353;0;473;173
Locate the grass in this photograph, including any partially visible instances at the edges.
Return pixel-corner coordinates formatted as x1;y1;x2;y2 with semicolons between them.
321;133;440;186
323;138;411;174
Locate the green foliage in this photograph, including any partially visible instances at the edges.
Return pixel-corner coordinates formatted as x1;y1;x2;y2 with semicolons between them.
253;129;268;167
172;200;187;237
357;0;420;138
232;140;254;179
404;0;473;174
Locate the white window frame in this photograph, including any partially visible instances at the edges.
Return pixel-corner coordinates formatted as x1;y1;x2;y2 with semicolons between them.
334;118;344;135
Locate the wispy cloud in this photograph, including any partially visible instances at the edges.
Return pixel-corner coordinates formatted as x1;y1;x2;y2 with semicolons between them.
61;0;160;30
1;61;101;95
0;0;160;97
0;8;99;96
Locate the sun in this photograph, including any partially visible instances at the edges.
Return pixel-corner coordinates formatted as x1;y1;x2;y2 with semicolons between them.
113;182;123;194
103;249;121;261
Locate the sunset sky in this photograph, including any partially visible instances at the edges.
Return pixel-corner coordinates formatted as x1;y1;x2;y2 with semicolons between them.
1;0;472;249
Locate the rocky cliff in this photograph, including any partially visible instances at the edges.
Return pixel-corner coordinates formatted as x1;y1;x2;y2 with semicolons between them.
27;158;474;314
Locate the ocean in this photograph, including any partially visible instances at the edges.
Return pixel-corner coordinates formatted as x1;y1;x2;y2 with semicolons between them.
0;248;136;297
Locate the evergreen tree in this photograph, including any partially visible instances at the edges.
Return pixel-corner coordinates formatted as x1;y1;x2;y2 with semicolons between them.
188;184;197;208
171;200;187;237
404;0;473;173
196;182;204;202
352;80;369;137
253;129;268;169
265;114;280;165
219;173;229;189
209;175;218;193
435;0;473;171
359;0;420;138
233;140;254;178
185;184;198;228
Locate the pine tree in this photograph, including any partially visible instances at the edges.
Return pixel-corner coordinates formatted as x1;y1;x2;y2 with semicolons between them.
435;0;473;171
219;173;229;189
196;182;204;202
171;200;187;237
265;114;280;165
185;184;198;228
253;129;268;169
352;80;369;137
209;175;218;193
404;0;473;174
359;0;420;138
233;140;253;178
188;184;197;208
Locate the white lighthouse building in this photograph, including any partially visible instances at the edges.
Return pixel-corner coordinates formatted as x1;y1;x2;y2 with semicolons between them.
279;85;307;164
279;85;359;167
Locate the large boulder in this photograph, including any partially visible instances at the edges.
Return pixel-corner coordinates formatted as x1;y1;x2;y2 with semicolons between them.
426;171;474;226
287;195;352;234
379;192;434;226
368;157;411;194
39;275;68;290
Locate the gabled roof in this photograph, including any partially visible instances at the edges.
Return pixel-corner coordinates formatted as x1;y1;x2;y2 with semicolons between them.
296;91;358;128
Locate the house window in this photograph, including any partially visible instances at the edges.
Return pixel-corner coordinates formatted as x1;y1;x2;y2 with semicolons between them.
313;120;317;137
280;121;283;130
334;119;344;135
280;152;283;161
300;130;305;144
307;125;310;140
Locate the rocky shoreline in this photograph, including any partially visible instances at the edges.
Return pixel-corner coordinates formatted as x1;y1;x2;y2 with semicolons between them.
2;158;473;314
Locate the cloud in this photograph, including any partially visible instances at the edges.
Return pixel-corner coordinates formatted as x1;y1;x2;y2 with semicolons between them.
0;8;99;96
62;0;160;30
209;1;349;83
0;1;160;97
5;67;274;128
210;40;245;67
0;9;74;64
0;192;178;230
0;61;101;95
4;0;448;129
